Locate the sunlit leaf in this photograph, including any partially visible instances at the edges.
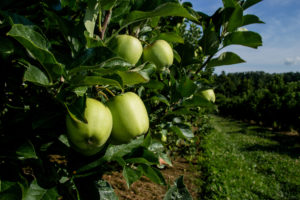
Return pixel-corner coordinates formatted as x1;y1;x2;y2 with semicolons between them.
223;31;262;49
7;24;63;82
208;52;245;68
84;0;100;37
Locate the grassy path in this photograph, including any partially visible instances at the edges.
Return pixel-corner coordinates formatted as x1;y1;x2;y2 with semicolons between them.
200;115;300;200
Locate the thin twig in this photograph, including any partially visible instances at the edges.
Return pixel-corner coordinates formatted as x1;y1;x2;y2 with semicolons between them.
101;9;112;40
195;54;214;75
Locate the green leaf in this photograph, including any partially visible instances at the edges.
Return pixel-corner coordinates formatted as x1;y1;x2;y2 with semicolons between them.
159;153;173;167
117;71;149;86
72;86;88;96
71;76;122;89
148;140;164;155
138;164;166;185
199;25;220;56
242;0;263;10
16;140;38;160
0;181;22;200
0;37;14;58
96;180;118;200
0;11;34;25
23;180;59;200
182;94;213;107
84;0;100;37
144;80;165;90
222;0;238;7
24;64;51;86
101;0;117;10
76;136;145;174
70;57;131;75
104;136;145;161
84;31;104;48
65;95;87;124
242;14;264;26
117;63;156;86
141;149;159;164
123;166;142;188
208;52;245;68
58;134;70;148
170;125;194;140
69;47;116;70
124;2;198;25
44;10;83;54
7;24;63;82
226;5;243;32
173;49;182;63
125;157;156;166
156;32;184;44
223;31;262;49
177;78;197;98
151;94;170;106
163;176;192;200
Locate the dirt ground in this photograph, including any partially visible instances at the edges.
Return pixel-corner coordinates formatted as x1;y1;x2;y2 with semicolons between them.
102;157;200;200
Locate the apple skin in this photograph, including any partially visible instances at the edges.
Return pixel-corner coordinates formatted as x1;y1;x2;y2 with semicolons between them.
143;40;173;68
111;35;143;65
106;92;149;143
201;89;216;103
66;98;113;156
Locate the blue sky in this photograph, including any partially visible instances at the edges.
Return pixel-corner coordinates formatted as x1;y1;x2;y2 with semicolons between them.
183;0;300;74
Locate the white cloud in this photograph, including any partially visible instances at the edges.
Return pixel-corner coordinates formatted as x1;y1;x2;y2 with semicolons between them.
284;56;300;66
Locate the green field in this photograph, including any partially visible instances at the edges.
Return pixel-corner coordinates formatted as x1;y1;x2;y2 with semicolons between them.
199;116;300;200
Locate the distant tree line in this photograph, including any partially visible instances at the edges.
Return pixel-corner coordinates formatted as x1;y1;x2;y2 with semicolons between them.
213;71;300;131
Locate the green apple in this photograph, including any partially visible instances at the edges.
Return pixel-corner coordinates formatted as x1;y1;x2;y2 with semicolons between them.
143;40;173;68
111;34;143;65
106;92;149;143
201;89;216;103
66;98;112;156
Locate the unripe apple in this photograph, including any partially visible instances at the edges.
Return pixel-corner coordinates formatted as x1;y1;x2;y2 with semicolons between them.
201;89;216;103
111;34;143;65
143;40;174;68
66;98;112;156
106;92;149;143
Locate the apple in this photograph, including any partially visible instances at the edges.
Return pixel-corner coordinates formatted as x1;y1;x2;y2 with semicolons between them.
201;89;216;103
143;40;173;68
106;92;149;143
66;98;112;156
111;34;143;65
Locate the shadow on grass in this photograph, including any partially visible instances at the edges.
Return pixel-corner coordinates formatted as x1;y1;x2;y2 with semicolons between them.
230;124;300;159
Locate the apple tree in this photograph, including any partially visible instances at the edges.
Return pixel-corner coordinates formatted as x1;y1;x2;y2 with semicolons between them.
0;0;263;199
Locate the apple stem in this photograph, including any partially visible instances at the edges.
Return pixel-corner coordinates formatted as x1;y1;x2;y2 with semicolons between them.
98;90;109;101
105;88;115;97
100;9;112;40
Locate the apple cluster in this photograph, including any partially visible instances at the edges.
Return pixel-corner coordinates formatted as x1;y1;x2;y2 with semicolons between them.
111;34;174;68
65;35;216;156
66;92;149;156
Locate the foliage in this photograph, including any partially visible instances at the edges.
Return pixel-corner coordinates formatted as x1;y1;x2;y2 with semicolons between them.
199;116;300;200
214;71;300;131
0;0;263;199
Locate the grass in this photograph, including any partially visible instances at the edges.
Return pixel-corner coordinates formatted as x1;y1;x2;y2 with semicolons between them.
199;115;300;200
